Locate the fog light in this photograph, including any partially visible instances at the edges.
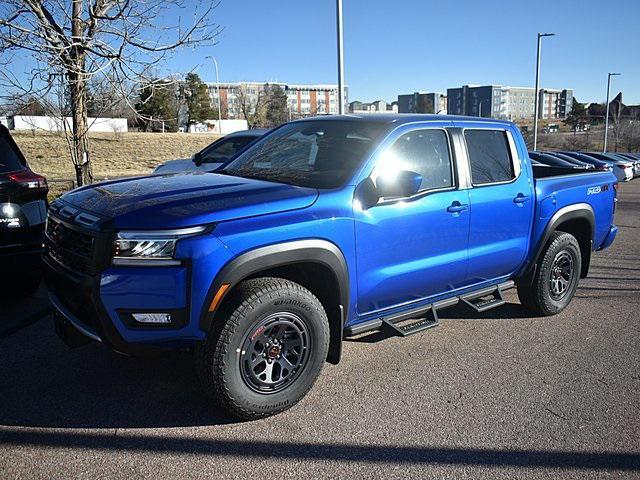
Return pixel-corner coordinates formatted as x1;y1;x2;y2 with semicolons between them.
132;313;172;324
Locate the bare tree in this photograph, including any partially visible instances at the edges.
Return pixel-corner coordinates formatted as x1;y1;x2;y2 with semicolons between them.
564;130;592;152
236;84;266;129
618;118;640;152
0;1;221;185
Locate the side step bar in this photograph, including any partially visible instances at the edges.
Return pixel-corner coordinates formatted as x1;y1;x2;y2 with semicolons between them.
345;280;515;338
460;283;508;312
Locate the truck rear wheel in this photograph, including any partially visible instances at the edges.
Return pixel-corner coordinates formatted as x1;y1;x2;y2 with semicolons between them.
196;277;330;420
517;231;582;316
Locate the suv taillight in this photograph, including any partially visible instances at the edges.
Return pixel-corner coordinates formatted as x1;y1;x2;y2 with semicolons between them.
613;182;618;214
8;170;48;191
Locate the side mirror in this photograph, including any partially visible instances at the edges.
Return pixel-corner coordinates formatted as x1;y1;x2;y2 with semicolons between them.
376;170;422;199
193;152;203;166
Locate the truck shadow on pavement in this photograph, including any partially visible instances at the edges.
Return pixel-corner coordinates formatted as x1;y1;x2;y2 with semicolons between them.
0;314;234;429
0;428;638;472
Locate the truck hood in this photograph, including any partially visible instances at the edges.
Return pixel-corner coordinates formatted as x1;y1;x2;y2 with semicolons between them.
59;172;319;229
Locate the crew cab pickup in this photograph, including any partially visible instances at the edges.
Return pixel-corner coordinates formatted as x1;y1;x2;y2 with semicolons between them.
44;115;618;419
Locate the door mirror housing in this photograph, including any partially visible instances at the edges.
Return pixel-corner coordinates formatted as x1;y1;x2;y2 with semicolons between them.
193;152;203;166
376;170;422;199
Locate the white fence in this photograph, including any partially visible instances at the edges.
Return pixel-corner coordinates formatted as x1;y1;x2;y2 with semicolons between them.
187;119;248;134
9;115;128;133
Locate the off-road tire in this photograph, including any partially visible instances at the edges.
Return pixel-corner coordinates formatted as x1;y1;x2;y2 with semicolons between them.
517;231;582;316
196;277;330;420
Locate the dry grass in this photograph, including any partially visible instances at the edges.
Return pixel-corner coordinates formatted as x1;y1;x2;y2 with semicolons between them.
12;131;222;180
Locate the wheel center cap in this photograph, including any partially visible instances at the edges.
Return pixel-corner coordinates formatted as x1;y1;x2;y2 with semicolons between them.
267;345;282;359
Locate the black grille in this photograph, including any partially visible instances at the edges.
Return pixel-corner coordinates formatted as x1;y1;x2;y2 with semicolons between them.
46;215;96;273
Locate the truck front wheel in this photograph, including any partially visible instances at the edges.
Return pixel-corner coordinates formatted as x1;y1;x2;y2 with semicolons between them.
517;231;582;316
196;277;330;420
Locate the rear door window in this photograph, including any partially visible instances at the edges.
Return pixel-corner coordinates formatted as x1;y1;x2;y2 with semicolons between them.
465;130;515;185
0;132;25;174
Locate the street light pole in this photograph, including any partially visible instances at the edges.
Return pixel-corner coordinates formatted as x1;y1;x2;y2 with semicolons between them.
206;55;223;134
336;0;345;115
603;72;621;152
533;32;555;151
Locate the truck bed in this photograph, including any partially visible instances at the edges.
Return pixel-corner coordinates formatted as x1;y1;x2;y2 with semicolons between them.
531;168;617;252
532;164;592;178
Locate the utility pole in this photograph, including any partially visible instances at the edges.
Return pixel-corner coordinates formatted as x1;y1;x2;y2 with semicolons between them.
533;32;555;151
336;0;345;115
603;72;621;152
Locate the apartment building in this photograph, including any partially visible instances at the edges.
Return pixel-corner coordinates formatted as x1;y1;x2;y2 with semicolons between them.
205;81;347;119
447;85;573;120
397;92;447;114
348;100;398;114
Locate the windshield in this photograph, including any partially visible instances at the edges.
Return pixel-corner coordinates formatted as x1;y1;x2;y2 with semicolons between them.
223;120;388;188
197;136;257;164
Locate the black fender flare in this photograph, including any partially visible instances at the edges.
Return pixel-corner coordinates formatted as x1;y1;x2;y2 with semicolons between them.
199;239;349;345
518;203;595;281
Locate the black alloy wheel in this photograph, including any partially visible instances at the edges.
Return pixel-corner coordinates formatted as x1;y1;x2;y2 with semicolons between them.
548;251;575;300
239;312;310;394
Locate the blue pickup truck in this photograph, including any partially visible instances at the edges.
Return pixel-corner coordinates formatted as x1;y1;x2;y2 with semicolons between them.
44;115;618;419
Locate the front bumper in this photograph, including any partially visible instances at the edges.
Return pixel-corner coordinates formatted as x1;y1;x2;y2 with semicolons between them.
44;230;233;355
44;256;173;356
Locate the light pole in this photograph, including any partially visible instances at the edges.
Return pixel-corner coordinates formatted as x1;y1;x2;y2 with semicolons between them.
206;55;223;134
336;0;345;115
603;72;621;152
533;32;555;151
478;98;489;118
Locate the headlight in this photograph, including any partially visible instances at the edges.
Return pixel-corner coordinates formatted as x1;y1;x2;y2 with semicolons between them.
113;226;207;266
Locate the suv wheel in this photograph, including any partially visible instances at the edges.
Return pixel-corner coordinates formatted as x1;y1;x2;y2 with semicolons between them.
196;277;330;420
517;231;582;316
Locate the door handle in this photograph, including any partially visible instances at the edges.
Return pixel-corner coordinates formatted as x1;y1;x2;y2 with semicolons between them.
447;201;468;213
513;193;530;204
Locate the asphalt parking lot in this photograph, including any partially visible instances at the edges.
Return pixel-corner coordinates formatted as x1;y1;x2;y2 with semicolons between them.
1;181;639;479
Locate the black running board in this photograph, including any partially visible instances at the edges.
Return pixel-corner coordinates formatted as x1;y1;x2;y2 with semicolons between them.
460;282;509;312
345;280;515;338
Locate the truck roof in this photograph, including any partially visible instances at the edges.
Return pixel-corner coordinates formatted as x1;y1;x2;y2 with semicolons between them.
293;113;516;129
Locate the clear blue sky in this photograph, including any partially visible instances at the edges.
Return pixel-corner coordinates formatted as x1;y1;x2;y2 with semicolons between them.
169;0;639;105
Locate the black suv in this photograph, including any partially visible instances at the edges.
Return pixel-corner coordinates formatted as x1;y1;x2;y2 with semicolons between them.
0;124;48;296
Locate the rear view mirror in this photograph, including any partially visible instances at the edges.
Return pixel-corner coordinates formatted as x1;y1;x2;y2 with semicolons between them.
376;170;422;198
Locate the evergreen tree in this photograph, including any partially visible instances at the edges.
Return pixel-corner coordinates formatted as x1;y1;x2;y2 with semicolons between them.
563;99;589;132
136;80;178;132
184;73;214;124
587;103;606;123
